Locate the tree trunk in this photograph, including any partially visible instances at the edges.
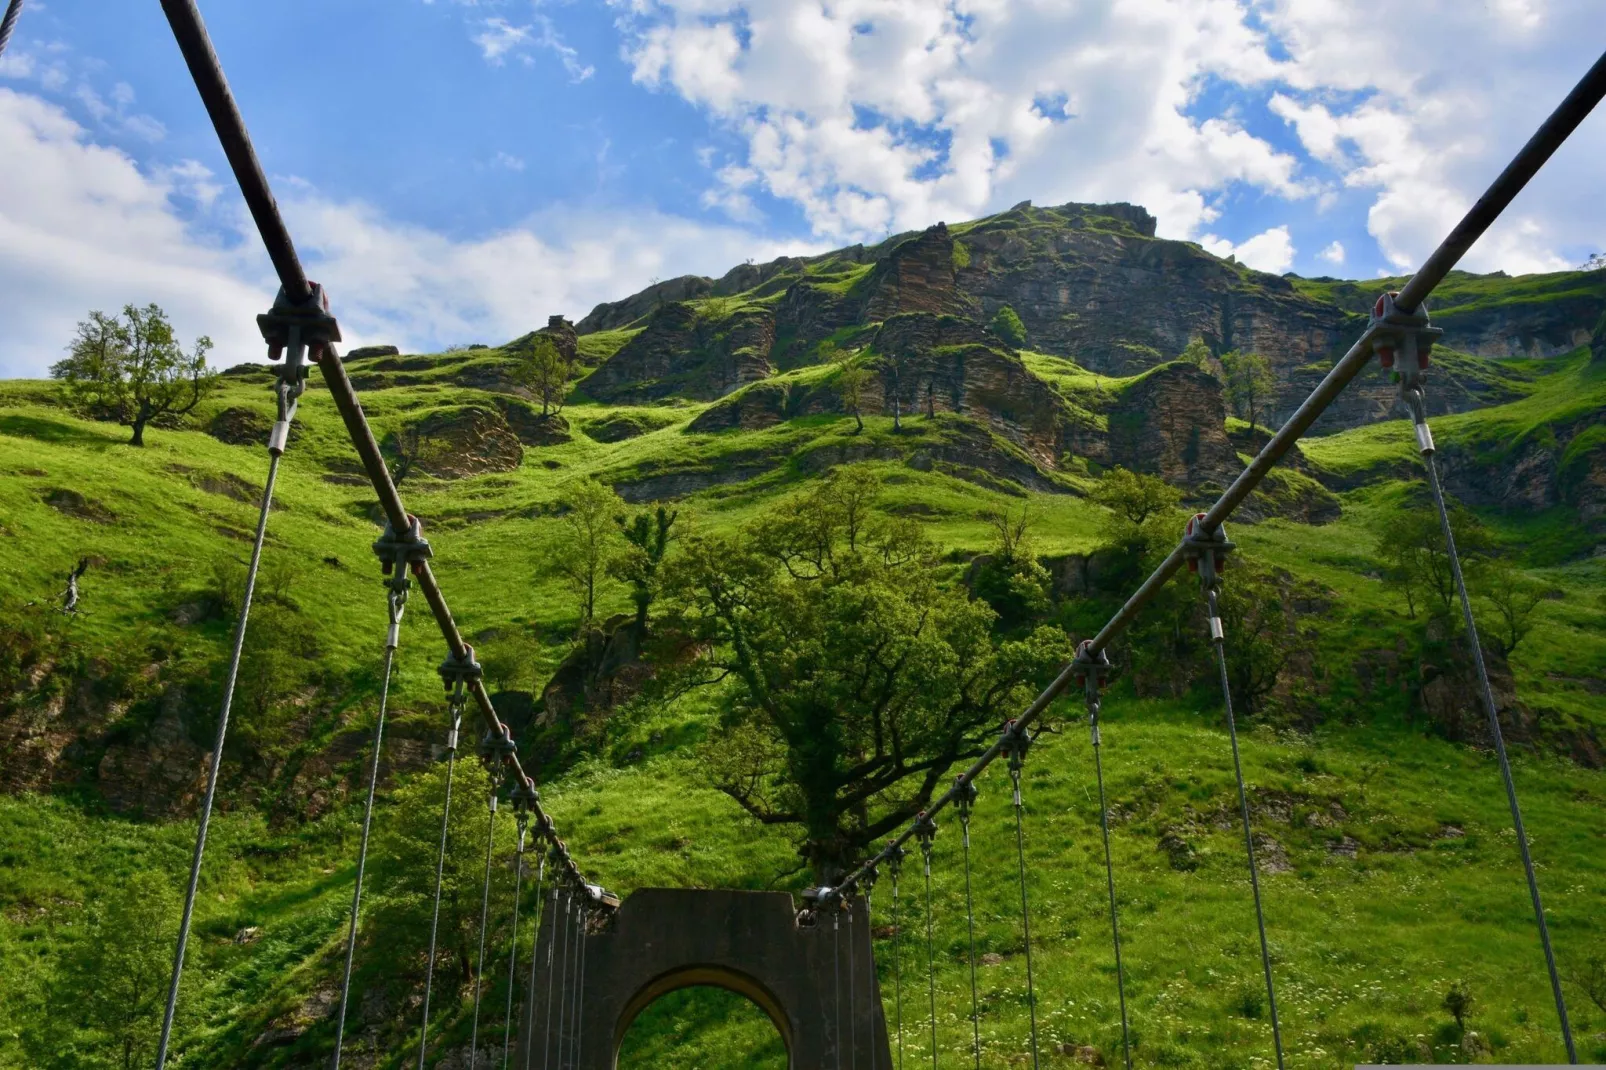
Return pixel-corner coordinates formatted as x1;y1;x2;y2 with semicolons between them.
853;411;863;434
129;415;148;446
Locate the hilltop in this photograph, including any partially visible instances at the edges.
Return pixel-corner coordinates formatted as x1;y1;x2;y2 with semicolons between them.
0;200;1604;1068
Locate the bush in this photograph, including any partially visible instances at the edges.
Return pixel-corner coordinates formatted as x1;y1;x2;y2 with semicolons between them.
990;305;1028;347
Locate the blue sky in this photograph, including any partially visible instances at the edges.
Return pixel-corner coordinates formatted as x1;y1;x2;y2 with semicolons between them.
1;0;1602;376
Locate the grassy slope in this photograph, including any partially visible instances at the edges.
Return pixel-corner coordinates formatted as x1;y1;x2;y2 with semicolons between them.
0;342;1603;1068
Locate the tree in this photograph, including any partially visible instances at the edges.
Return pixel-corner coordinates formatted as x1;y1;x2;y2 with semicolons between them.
1442;979;1474;1031
1216;567;1312;716
611;505;679;639
663;467;1073;880
1480;558;1544;656
1374;494;1495;625
1563;945;1606;1014
833;350;871;433
1089;466;1183;555
513;334;573;418
51;303;216;446
877;343;916;432
384;424;428;485
551;478;623;631
1580;252;1606;271
1219;349;1276;434
990;304;1027;347
46;872;179;1069
1178;337;1213;368
972;502;1053;630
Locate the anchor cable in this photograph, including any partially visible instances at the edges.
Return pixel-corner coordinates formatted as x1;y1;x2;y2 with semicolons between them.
417;694;465;1069
504;815;538;1070
469;789;500;1069
332;575;410;1069
915;815;939;1070
1407;392;1576;1062
157;350;304;1069
1004;728;1041;1070
956;779;983;1070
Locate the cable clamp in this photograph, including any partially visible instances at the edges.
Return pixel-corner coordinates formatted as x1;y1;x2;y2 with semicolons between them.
258;280;342;356
884;838;907;880
1181;513;1235;592
476;724;518;770
509;776;540;813
1368;290;1442;392
954;774;979;820
438;645;483;704
372;514;433;596
913;810;938;861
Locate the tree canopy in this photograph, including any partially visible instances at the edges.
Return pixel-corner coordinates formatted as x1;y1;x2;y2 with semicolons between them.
513;333;573;418
990;304;1028;347
662;467;1072;880
51;304;216;446
1219;349;1276;434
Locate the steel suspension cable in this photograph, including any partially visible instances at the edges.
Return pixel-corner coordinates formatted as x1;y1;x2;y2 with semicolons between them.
955;780;982;1070
331;580;408;1069
834;908;845;1070
1406;393;1576;1062
915;816;938;1070
1184;519;1285;1070
504;815;538;1070
417;697;466;1069
574;905;590;1070
1003;731;1040;1070
468;789;500;1070
849;903;859;1070
0;0;25;61
889;846;906;1070
550;889;571;1070
1089;704;1132;1070
865;881;880;1070
542;884;566;1070
157;355;304;1068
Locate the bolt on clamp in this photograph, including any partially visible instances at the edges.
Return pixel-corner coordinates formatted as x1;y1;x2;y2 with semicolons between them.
1072;639;1114;744
438;645;483;708
257;282;340;456
477;724;517;770
509;776;540;813
914;810;938;873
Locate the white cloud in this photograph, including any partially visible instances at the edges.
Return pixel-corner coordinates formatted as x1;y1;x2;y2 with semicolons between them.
494;150;526;171
471;14;595;81
0;88;810;378
612;0;1605;273
1318;240;1345;266
1201;225;1296;273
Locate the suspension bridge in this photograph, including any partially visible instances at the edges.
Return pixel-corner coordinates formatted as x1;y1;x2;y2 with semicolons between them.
4;3;1603;1067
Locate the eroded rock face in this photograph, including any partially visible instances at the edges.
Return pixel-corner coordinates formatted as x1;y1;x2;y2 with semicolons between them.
1077;363;1239;487
582;302;776;402
863;222;970;322
410;406;524;478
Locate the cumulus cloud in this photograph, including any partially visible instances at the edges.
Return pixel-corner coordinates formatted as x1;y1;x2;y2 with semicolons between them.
613;0;1605;272
0;88;810;378
1318;240;1345;266
1201;225;1296;274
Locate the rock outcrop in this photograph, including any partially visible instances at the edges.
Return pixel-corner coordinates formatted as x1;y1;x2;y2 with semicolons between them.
582;302;776;402
408;406;524;478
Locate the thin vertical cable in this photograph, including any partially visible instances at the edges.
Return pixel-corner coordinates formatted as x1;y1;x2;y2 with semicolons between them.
959;809;982;1070
849;903;859;1070
1207;585;1286;1070
506;846;541;1070
417;715;463;1070
469;791;500;1069
549;890;570;1070
156;447;284;1069
332;611;402;1070
892;872;905;1070
835;910;845;1070
571;906;584;1066
1090;714;1132;1070
921;846;938;1070
1009;768;1040;1070
1414;402;1575;1062
866;889;879;1070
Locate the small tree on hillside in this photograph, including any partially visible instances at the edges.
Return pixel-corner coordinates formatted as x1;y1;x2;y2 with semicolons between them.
972;502;1053;629
52;304;217;446
990;304;1028;347
514;333;573;418
1480;558;1544;656
611;505;679;639
663;467;1072;880
1220;349;1276;434
1374;494;1495;625
1179;337;1213;369
833;349;871;433
551;478;623;631
1089;466;1183;555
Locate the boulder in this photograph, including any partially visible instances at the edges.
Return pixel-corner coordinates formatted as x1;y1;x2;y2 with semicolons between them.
345;344;400;359
409;406;524;478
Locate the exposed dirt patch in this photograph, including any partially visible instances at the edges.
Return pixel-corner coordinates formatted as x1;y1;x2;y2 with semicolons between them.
42;488;115;524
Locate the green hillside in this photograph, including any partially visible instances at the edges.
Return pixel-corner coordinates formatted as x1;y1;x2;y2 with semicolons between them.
2;222;1605;1067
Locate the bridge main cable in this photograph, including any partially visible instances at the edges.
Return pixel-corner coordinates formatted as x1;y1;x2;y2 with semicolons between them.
157;0;606;901
823;45;1606;909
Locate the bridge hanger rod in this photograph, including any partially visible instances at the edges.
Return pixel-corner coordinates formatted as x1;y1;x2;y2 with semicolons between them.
827;45;1606;905
158;0;609;905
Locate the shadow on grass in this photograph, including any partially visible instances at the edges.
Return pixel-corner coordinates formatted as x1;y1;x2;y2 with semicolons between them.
0;413;123;447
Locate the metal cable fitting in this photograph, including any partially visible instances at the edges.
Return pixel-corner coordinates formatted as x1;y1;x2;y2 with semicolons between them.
1368;290;1442;392
1073;639;1114;745
477;724;517;771
954;775;979;822
509;775;540;813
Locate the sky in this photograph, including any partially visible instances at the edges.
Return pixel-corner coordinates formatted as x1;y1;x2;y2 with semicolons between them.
0;0;1603;377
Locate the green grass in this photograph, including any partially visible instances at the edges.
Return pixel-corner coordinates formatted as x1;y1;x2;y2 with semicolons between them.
1;340;1604;1068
